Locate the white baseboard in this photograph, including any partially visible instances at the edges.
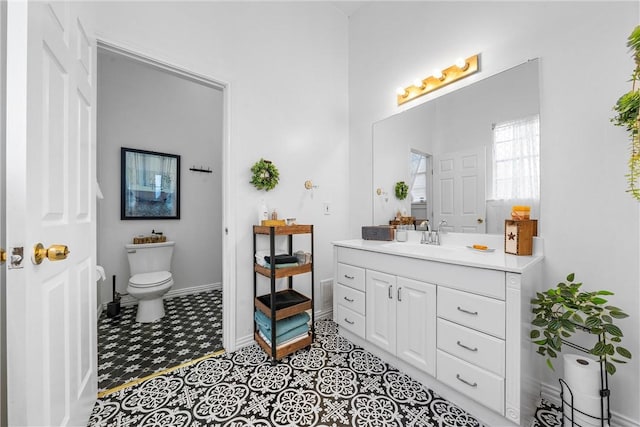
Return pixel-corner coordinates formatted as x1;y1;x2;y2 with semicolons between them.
235;333;255;350
315;308;333;321
102;282;222;310
541;382;639;427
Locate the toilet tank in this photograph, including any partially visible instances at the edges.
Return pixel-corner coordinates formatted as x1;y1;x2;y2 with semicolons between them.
125;241;175;276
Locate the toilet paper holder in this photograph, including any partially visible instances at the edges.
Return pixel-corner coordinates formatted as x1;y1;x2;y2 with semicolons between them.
559;338;611;427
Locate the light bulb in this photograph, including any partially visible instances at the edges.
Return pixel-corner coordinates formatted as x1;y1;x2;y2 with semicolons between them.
396;87;408;97
456;57;469;71
433;69;445;80
413;78;425;89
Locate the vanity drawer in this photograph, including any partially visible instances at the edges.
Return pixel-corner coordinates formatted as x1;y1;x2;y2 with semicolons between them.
437;287;505;338
437;318;505;376
337;263;365;292
337;305;365;338
336;283;365;315
437;350;504;415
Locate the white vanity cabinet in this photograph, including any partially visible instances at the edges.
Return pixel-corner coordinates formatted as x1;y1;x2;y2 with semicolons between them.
332;239;543;427
436;286;507;414
366;270;436;375
335;263;366;338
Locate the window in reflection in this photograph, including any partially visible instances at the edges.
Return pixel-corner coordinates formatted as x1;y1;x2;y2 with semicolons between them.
410;150;431;223
410;151;428;202
492;115;540;200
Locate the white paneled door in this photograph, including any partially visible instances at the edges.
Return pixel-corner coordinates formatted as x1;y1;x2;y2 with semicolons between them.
433;148;486;233
6;1;97;425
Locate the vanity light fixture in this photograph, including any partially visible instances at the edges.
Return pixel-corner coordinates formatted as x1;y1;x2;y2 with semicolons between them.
396;53;480;106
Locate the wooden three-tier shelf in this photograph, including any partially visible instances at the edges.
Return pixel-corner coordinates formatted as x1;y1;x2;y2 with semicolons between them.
253;224;315;362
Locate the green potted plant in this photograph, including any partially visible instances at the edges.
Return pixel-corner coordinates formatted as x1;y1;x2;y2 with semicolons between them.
530;273;632;375
611;25;640;201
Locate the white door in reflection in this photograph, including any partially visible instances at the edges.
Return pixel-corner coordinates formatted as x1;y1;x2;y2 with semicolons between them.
434;147;486;233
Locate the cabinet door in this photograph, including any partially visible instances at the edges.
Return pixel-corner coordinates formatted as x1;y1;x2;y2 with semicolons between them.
366;270;396;354
396;277;436;375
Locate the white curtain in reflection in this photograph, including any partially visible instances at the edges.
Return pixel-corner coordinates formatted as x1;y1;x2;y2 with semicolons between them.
488;115;540;234
492;115;540;200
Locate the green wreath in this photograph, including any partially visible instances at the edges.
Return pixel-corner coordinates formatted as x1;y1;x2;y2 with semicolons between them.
395;181;409;200
250;158;279;191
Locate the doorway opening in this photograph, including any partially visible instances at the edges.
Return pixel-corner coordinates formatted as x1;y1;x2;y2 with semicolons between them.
95;41;231;393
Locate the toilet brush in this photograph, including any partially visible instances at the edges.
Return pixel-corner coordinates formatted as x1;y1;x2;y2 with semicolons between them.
106;275;121;318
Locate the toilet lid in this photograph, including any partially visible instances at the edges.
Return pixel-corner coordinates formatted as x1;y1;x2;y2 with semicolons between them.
129;271;172;287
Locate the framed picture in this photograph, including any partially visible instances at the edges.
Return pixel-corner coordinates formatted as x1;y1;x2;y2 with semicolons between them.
121;147;180;219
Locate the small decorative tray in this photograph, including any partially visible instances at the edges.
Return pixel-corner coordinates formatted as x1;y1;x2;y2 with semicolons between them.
466;245;496;252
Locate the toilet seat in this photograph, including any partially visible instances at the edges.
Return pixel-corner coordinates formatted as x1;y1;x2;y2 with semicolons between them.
129;271;172;288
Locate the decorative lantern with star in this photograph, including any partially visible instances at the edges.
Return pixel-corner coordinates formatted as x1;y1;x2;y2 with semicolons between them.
504;220;535;255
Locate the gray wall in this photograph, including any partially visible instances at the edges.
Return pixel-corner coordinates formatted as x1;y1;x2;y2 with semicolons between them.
97;48;223;305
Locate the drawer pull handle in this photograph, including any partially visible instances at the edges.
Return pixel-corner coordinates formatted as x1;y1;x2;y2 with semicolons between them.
344;274;355;280
344;318;355;325
343;296;354;303
457;306;478;316
388;285;393;299
457;341;478;352
397;287;402;302
456;374;478;388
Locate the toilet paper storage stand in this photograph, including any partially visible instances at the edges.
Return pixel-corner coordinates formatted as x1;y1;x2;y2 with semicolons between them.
559;335;611;427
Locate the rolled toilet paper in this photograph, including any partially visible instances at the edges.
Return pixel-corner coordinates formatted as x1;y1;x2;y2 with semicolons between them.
563;353;601;397
96;265;106;282
562;382;609;427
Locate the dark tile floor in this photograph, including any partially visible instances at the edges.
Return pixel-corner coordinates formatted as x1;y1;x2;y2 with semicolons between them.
97;289;223;392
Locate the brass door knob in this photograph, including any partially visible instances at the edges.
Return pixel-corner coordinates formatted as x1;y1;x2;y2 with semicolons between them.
32;243;70;265
0;248;6;265
477;218;484;224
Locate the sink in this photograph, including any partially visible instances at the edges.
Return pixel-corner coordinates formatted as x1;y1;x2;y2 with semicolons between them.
380;241;460;255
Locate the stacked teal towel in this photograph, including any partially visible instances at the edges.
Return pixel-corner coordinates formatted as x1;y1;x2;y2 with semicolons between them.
255;310;309;345
259;324;308;346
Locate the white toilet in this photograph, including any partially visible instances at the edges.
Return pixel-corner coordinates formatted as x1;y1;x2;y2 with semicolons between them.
125;241;175;323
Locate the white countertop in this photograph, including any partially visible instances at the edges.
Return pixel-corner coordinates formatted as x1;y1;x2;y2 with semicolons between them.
332;231;544;273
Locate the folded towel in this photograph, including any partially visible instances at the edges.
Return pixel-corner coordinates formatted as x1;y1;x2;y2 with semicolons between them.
258;328;309;348
255;250;286;259
265;254;299;264
258;323;309;346
254;310;310;336
258;261;299;269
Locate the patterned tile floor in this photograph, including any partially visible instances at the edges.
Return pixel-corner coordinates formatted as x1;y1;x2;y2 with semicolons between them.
97;289;223;392
532;400;563;427
94;292;563;427
90;319;486;427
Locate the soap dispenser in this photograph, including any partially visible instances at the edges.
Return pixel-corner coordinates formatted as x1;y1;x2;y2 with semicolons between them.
258;199;268;224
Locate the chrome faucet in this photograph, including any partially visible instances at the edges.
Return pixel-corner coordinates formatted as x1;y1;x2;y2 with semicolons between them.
433;220;448;245
420;221;430;244
420;219;448;245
